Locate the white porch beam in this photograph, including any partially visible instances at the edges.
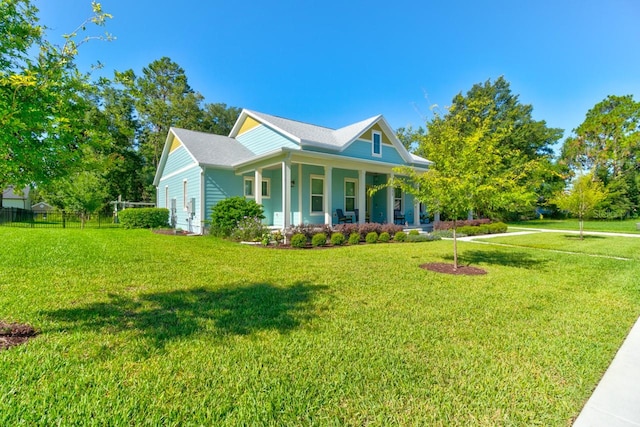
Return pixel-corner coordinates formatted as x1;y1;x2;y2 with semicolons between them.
358;169;366;225
324;166;332;225
254;168;263;205
282;159;291;229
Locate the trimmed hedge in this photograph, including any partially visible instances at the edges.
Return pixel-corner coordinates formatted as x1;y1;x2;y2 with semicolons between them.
311;233;327;247
330;232;346;246
348;232;360;245
394;231;407;242
365;232;378;244
119;208;169;229
291;233;307;248
378;232;391;243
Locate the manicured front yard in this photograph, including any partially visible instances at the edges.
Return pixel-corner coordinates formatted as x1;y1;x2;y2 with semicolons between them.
1;228;639;425
509;218;640;234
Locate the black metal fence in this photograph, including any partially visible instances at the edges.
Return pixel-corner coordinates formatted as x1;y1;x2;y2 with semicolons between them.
0;208;120;229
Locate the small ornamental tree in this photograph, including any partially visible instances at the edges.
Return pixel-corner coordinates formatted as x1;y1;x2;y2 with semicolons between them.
552;173;607;240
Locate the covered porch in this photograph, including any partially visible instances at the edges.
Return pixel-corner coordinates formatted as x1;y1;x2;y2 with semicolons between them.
235;150;429;229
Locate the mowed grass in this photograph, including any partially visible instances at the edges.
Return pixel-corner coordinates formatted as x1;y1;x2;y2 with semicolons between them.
1;228;639;425
477;232;640;261
509;218;640;234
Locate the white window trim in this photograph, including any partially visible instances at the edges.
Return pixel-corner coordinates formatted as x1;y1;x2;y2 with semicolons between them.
244;177;254;197
244;177;271;199
183;179;188;210
344;178;358;213
310;174;324;216
165;186;169;209
261;178;271;199
372;130;382;157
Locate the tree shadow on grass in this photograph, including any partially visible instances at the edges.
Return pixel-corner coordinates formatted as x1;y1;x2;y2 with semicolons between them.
563;234;606;240
444;249;548;270
44;282;326;349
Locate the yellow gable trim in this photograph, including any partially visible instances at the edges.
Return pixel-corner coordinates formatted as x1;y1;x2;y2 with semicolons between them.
359;123;392;145
169;136;181;153
238;116;261;136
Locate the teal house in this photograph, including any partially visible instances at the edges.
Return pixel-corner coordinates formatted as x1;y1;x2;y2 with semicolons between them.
153;110;432;234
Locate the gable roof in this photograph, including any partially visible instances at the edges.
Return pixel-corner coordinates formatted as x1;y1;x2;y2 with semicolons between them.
230;109;431;166
171;128;255;167
153;127;256;186
2;186;30;199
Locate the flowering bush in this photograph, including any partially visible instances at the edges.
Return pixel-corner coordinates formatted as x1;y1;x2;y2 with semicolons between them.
229;216;267;242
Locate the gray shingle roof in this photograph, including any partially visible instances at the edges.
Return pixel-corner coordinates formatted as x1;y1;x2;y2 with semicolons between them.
245;110;381;148
172;127;255;167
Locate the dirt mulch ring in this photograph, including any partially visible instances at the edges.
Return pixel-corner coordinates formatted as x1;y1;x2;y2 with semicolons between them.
0;322;38;351
420;262;487;275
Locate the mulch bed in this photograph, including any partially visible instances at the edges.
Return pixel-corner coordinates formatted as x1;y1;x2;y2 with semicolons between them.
0;321;38;351
420;262;487;275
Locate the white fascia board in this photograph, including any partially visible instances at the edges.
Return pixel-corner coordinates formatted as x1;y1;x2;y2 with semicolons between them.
232;148;292;175
289;149;429;174
157;163;201;183
153;129;177;186
230;110;303;145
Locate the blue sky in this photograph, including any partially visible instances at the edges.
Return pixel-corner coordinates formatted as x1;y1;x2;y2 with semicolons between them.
38;0;639;147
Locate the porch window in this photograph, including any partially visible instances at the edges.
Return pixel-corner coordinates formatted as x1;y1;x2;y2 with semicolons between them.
372;131;382;157
244;177;270;198
394;187;403;211
244;177;254;197
310;175;324;214
345;179;357;212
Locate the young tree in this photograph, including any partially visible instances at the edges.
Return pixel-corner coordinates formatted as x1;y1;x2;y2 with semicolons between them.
0;0;112;193
552;174;607;240
560;95;640;218
387;106;542;270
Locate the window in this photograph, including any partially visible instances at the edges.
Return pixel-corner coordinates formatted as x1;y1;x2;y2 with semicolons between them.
310;175;324;214
244;177;270;198
261;178;271;198
165;186;169;209
372;131;382;157
394;187;403;211
345;179;357;212
183;180;188;209
244;177;254;197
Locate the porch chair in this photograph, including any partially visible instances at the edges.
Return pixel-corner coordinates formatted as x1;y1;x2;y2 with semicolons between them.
336;208;353;223
354;209;360;223
393;210;405;225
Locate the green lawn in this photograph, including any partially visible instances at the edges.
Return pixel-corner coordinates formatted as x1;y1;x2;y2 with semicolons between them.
509;218;640;234
477;232;640;261
1;228;639;425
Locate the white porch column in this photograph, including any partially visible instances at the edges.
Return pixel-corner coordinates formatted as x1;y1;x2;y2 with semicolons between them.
297;163;302;226
282;159;291;229
387;173;395;224
254;168;263;205
324;166;332;225
358;169;366;224
413;199;420;227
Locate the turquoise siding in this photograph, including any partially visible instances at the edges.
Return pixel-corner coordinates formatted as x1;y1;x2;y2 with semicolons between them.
236;124;299;155
203;168;243;229
340;139;406;165
164;145;195;175
158;165;202;233
300;164;325;225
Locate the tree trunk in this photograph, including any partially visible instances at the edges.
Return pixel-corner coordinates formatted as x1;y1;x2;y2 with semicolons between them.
452;219;458;271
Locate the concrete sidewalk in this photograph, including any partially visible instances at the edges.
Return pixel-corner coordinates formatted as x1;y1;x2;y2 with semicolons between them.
573;317;640;426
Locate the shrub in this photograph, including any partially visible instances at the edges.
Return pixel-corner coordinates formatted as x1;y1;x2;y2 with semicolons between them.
394;231;407;242
458;225;480;236
210;197;264;237
406;233;441;242
431;229;455;238
311;233;327;247
229;216;267;242
119;208;169;229
330;232;346;246
288;224;332;240
348;232;360;245
409;229;420;236
365;232;378;244
332;223;358;238
358;222;381;239
378;231;391;243
290;233;307;248
380;223;403;237
434;218;491;231
489;222;508;234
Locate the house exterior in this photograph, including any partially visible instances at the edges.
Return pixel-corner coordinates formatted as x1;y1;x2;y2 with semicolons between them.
153;109;432;234
1;186;32;209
